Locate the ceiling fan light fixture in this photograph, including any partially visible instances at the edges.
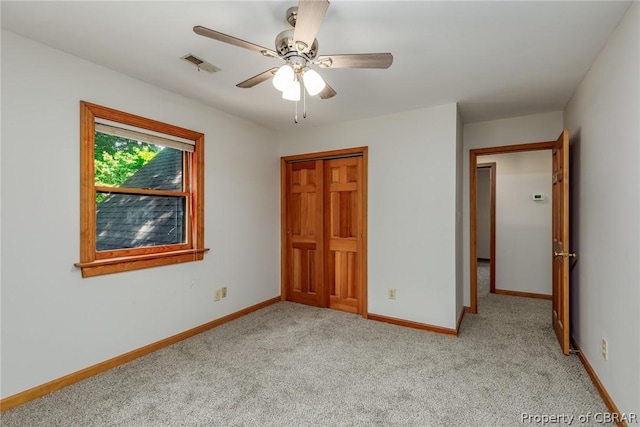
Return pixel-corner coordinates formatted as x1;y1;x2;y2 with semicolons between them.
282;80;301;101
303;68;326;96
273;64;294;92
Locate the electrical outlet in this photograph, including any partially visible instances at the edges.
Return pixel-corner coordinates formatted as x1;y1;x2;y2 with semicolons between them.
388;288;396;300
221;287;227;298
214;289;222;302
601;338;608;360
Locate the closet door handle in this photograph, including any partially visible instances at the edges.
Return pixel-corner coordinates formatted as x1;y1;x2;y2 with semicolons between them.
554;251;576;258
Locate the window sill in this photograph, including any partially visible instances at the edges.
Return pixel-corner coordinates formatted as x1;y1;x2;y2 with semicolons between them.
75;248;210;278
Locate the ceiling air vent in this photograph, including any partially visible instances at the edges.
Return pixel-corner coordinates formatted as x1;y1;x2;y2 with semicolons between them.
181;53;221;74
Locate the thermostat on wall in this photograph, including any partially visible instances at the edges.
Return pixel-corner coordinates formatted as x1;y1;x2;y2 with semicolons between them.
531;194;546;201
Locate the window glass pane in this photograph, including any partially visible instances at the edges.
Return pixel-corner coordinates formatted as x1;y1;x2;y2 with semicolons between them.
94;132;183;193
96;194;187;251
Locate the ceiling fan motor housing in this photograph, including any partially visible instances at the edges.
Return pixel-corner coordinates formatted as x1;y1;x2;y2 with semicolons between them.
275;29;319;63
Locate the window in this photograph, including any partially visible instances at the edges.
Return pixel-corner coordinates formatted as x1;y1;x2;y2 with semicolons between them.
75;101;208;277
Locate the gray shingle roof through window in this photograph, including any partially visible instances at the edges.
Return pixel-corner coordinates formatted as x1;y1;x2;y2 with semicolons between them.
96;148;186;251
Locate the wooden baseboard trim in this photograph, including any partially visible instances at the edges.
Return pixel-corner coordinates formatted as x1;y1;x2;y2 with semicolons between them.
494;289;552;300
367;313;458;336
463;306;473;314
0;296;281;413
572;339;629;427
456;307;466;333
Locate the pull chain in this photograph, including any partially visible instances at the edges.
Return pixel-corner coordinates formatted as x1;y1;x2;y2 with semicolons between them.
303;83;307;119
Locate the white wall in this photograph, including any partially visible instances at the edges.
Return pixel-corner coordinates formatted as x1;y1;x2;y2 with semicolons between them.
278;103;460;329
463;111;564;305
476;168;491;260
564;3;640;415
0;31;281;398
478;151;552;295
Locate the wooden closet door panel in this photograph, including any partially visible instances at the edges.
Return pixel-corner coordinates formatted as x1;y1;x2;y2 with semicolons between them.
552;130;571;355
286;161;324;306
325;157;362;313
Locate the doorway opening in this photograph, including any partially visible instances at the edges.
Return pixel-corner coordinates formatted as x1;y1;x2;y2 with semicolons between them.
469;141;555;314
470;130;571;354
476;162;496;298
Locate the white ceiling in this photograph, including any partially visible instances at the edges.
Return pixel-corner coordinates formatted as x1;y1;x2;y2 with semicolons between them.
1;1;631;131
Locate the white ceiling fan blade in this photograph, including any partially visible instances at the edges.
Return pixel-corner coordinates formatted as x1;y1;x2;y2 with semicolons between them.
316;53;393;69
193;26;278;58
293;0;329;53
318;83;336;99
236;68;279;88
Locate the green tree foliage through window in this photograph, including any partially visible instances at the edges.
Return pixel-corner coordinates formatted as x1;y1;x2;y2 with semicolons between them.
94;132;161;202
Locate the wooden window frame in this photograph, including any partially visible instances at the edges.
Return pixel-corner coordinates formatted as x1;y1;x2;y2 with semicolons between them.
75;101;208;277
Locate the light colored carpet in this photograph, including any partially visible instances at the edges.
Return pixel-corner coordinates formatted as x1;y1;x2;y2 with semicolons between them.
2;267;610;426
478;259;490;297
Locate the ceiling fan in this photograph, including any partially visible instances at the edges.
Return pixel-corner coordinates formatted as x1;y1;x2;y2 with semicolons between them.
193;0;393;121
